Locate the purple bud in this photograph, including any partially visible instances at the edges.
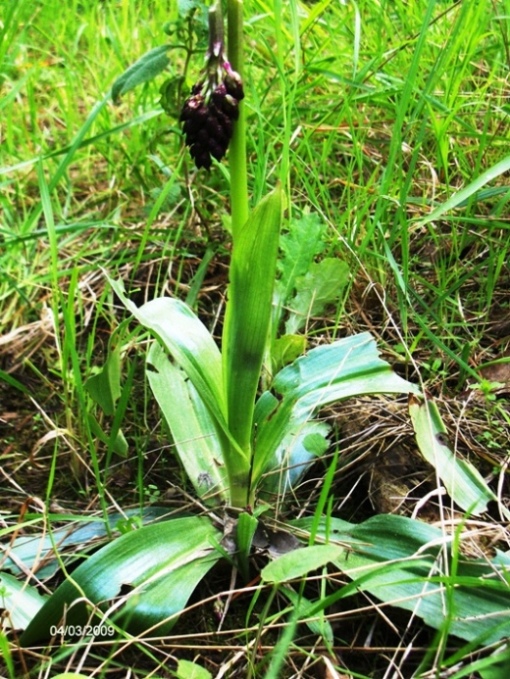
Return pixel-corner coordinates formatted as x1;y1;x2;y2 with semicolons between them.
206;116;230;145
223;63;244;100
209;139;225;160
190;144;212;169
212;83;228;107
180;94;206;121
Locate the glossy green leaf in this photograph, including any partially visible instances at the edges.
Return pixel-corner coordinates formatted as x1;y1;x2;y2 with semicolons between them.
292;514;510;646
21;516;221;645
409;396;502;517
0;572;47;630
253;332;420;485
272;332;418;400
111;45;171;103
147;342;228;503
111;279;230;440
52;674;91;679
3;507;170;579
262;544;343;583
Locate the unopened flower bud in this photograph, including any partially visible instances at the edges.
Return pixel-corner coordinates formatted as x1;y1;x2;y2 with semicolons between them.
177;14;245;169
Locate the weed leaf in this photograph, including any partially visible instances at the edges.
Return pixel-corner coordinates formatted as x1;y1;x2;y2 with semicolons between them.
420;155;510;224
262;544;344;583
276;213;326;314
409;396;501;517
84;346;122;416
176;659;212;679
111;45;171;103
285;258;350;334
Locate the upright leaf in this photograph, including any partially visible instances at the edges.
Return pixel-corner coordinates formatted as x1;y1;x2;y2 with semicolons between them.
147;342;228;504
84;345;122;416
111;279;229;436
85;344;128;457
222;187;283;503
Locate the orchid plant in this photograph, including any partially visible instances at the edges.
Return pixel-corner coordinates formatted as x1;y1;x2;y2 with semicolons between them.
19;0;510;655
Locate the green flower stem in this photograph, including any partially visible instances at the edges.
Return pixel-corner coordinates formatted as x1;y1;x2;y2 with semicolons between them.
208;2;224;58
227;0;248;241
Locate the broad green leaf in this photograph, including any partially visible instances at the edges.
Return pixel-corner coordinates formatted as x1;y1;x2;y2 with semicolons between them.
253;332;420;485
52;675;91;679
111;279;230;441
111;45;171;103
21;517;221;645
262;544;343;583
292;514;510;646
285;258;350;334
272;332;417;400
409;396;501;517
147;342;228;503
0;573;47;630
223;187;283;454
176;659;212;679
258;419;330;498
3;507;170;579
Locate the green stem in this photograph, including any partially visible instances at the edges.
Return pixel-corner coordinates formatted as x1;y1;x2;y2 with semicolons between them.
228;468;253;508
227;0;248;241
208;2;224;58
